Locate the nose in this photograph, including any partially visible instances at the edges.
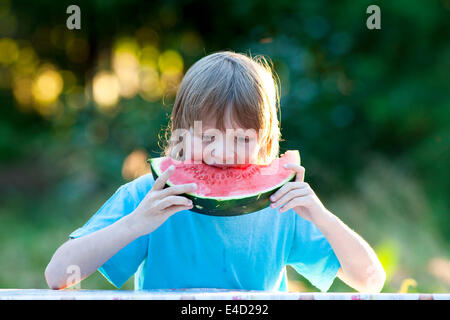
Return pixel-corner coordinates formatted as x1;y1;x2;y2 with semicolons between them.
211;141;235;165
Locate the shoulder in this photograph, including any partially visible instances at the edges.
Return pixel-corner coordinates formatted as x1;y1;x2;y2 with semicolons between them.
120;173;155;203
291;211;329;244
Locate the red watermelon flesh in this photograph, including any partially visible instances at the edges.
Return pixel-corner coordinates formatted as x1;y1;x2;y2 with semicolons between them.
148;150;300;216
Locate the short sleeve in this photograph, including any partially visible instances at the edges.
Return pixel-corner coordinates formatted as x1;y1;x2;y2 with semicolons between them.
69;181;150;288
286;212;341;292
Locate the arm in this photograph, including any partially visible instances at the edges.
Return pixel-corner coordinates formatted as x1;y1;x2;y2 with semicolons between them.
45;166;196;290
311;208;386;293
270;164;385;293
45;214;140;290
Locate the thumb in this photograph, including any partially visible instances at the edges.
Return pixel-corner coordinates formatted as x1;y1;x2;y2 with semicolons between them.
284;163;305;182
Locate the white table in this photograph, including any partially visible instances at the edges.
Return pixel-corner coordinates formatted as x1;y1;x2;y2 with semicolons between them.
0;289;448;300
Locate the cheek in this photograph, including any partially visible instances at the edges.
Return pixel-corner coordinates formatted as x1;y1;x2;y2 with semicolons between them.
189;136;204;162
247;143;260;164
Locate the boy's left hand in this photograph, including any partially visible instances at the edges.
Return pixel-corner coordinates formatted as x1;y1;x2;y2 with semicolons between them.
269;164;327;223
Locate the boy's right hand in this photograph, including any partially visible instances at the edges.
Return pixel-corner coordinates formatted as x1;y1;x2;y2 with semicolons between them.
126;165;196;237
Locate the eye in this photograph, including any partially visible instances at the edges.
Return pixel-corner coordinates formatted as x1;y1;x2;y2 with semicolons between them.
235;136;250;143
202;134;215;142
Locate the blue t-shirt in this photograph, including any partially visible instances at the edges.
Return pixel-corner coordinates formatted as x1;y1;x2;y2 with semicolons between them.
69;173;341;292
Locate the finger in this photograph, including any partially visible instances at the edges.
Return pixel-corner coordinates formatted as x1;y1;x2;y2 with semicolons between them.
152;165;175;190
163;204;193;216
270;182;307;202
270;187;310;209
278;196;311;213
156;183;197;199
157;195;193;210
284;164;305;182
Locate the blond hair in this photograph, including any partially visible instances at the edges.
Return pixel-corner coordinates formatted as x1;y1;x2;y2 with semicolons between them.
162;51;281;165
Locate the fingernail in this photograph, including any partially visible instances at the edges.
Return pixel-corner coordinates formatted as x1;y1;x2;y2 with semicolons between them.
270;195;275;201
191;183;197;189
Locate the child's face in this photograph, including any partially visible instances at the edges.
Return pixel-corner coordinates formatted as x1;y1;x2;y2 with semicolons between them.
183;116;261;167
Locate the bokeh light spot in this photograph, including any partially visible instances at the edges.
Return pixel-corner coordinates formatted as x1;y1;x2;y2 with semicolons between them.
31;67;64;106
139;66;163;102
428;257;450;285
140;45;160;68
114;37;140;56
92;71;120;110
158;50;184;75
0;38;19;65
12;47;39;76
122;149;151;181
112;50;140;98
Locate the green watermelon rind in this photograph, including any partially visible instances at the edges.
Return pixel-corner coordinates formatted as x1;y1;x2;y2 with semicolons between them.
147;151;300;217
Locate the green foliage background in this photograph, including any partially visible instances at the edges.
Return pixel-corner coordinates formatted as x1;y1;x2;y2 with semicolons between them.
0;0;448;292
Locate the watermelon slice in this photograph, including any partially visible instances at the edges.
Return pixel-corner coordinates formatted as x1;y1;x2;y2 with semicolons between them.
148;150;300;216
